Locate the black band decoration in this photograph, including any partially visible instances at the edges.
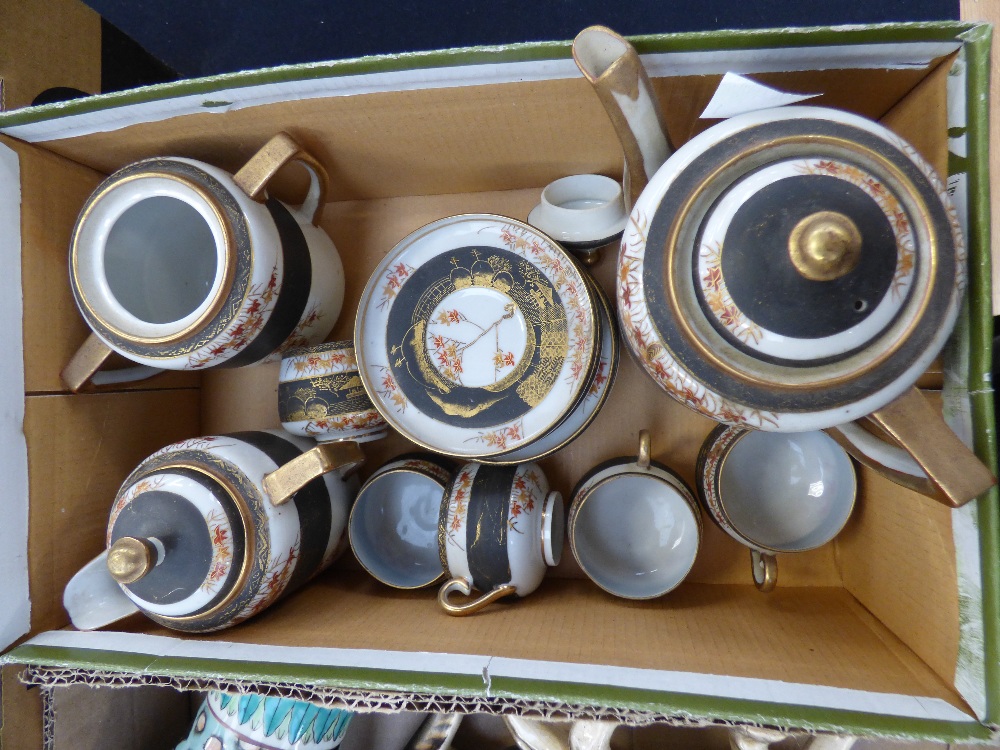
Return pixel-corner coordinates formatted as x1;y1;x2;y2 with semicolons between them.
224;199;313;367
466;465;517;592
230;431;333;592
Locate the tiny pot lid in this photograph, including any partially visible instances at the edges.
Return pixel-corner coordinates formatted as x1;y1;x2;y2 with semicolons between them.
106;466;247;619
621;106;964;431
355;214;599;457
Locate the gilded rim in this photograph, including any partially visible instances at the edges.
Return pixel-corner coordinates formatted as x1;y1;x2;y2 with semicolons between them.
663;133;936;391
480;274;619;465
69;158;263;360
568;462;702;600
114;458;256;625
348;463;449;590
355;213;599;459
70;168;237;346
696;424;857;554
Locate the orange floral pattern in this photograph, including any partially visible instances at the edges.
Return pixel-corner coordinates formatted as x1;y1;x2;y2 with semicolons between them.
618;209;780;429
374;365;408;414
508;466;543;535
698;241;762;345
302;409;386;437
107;475;167;544
238;536;301;624
201;507;234;594
377;262;417;310
444;465;477;551
273;303;325;358
465;419;524;451
285;346;355;377
186;263;280;369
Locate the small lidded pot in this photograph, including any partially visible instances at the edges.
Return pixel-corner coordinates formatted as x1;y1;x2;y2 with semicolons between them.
64;430;362;633
279;340;387;444
177;691;353;750
437;462;564;615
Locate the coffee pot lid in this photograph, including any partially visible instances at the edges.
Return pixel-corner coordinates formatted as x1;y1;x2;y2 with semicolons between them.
106;466;247;621
631;107;962;423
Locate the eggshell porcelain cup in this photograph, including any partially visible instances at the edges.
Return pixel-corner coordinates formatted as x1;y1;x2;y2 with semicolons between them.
437;461;564;616
62;132;345;391
279;340;388;444
696;425;857;592
63;430;362;633
348;454;454;589
568;431;701;599
176;691;353;750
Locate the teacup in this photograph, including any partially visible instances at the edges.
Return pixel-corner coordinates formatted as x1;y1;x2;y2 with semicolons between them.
696;425;857;592
176;690;352;750
438;462;564;615
568;431;701;599
348;454;454;589
279;340;388;444
63;132;345;391
64;430;362;632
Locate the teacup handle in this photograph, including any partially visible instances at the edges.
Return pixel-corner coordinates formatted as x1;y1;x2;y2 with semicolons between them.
263;440;365;507
826;387;996;508
437;576;518;617
61;332;165;392
750;550;777;593
233;131;329;225
63;550;141;630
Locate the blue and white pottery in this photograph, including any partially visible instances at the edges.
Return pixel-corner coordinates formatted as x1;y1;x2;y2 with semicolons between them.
176;691;352;750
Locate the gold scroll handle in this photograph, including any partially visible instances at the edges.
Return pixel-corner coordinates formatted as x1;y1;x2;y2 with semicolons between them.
263;441;365;507
827;387;996;508
233;131;329;225
750;550;777;593
437;577;517;617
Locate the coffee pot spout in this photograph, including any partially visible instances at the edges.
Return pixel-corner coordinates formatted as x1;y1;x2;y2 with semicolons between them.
573;26;673;209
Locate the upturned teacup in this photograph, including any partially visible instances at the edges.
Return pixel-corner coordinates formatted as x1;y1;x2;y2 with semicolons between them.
696;425;857;592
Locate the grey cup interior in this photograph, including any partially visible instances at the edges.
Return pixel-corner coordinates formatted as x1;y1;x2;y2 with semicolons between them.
718;431;856;551
573;474;700;599
103;196;218;325
349;471;444;589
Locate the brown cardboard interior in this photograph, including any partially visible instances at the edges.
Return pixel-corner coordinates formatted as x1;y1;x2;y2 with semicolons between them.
13;50;975;717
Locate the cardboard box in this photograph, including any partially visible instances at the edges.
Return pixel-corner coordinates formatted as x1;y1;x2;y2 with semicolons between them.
0;19;996;747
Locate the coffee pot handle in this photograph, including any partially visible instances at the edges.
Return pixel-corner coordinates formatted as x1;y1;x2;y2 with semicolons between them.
63;550;141;630
437;576;518;616
61;332;165;392
827;387;996;508
233;131;329;226
263;440;365;507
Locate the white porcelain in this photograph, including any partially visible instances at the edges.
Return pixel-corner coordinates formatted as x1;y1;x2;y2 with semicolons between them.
569;432;701;599
64;430;360;633
527;174;627;253
348;456;452;589
355;214;598;459
65;133;344;388
438;461;563;615
279;340;388;443
697;426;856;591
487;277;617;464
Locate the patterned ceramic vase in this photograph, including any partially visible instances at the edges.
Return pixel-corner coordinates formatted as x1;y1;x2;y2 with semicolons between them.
64;430;361;632
279;340;387;444
62;132;344;391
176;691;352;750
437;461;563;615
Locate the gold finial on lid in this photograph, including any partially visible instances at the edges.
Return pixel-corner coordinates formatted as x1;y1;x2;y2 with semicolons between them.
788;211;863;282
107;536;156;584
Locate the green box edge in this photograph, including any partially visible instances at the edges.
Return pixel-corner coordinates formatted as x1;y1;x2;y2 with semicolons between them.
0;18;994;742
2;643;994;743
0;20;981;129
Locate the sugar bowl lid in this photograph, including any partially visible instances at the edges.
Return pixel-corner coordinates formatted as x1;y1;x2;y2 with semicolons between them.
106;465;247;623
624;106;963;430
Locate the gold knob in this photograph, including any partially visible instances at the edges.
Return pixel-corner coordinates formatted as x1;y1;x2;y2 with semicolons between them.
788;211;862;282
107;537;156;584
